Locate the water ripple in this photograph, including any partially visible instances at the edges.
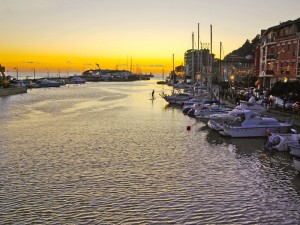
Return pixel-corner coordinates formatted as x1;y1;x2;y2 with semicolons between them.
1;82;300;224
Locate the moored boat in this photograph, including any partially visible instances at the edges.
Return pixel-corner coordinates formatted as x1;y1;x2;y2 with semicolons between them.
289;141;300;172
219;111;293;138
264;131;300;151
0;65;27;96
37;79;63;88
160;92;192;105
0;86;27;96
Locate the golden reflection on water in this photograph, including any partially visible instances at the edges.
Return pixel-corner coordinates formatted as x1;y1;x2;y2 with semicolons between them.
1;81;300;224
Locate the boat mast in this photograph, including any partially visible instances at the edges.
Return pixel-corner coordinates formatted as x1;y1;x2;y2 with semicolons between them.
210;24;213;74
192;32;194;95
219;42;222;102
172;53;175;93
198;23;200;76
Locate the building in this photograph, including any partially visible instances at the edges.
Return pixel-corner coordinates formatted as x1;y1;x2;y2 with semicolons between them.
258;18;300;90
222;54;255;79
184;48;211;82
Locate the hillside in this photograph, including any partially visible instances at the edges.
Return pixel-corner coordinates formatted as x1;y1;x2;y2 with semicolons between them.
227;34;260;57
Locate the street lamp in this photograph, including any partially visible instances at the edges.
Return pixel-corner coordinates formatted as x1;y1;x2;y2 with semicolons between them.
14;67;18;80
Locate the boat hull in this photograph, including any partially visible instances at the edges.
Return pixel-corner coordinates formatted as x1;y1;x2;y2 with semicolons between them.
0;87;27;97
293;157;300;172
207;119;224;131
221;125;291;138
290;144;300;157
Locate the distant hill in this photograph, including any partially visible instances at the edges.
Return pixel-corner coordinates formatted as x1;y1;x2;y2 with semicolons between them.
227;34;260;57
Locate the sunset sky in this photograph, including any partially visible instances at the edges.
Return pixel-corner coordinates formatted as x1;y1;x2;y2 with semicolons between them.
1;0;299;75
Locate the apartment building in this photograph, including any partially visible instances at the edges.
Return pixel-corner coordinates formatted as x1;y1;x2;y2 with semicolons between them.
258;18;300;89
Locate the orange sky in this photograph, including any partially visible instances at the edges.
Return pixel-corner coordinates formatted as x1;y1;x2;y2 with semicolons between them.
1;0;299;75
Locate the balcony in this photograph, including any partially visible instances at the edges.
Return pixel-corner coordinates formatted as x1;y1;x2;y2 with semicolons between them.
275;33;296;41
266;37;276;45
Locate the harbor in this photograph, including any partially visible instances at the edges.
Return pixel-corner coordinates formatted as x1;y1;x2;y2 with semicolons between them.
1;78;300;224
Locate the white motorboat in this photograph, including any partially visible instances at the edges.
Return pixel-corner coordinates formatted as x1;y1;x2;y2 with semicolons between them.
207;109;251;131
293;156;300;172
160;92;192;105
264;131;300;151
238;96;267;113
219;110;293;138
206;97;267;132
182;98;204;114
70;76;86;84
289;142;300;172
37;79;63;88
195;103;231;120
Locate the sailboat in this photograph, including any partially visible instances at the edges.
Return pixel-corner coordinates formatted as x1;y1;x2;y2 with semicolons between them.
157;68;167;84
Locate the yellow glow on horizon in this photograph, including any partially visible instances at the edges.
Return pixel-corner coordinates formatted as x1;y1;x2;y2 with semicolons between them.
1;47;184;75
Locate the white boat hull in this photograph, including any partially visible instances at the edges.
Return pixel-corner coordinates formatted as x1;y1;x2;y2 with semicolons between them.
290;144;300;157
293;157;300;172
221;125;291;138
265;133;300;152
207;119;224;131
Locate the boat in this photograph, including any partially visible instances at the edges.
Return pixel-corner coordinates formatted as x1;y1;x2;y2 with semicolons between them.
264;130;300;151
0;65;27;96
206;97;267;131
182;98;204;114
157;68;168;85
70;76;86;84
157;80;167;85
37;79;63;88
289;141;300;172
160;91;192;105
194;102;231;120
237;96;267;114
219;110;293;138
207;107;255;131
293;156;300;172
0;86;27;96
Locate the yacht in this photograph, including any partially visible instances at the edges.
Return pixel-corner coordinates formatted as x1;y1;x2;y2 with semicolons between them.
206;97;267;131
194;103;231;121
219;111;292;138
289;140;300;172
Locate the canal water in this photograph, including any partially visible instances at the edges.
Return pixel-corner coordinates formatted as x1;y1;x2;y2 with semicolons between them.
1;79;300;224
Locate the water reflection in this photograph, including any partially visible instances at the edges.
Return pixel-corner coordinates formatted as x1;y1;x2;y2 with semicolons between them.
1;81;300;224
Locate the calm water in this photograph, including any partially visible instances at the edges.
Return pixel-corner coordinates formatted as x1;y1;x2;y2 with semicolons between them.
1;79;300;224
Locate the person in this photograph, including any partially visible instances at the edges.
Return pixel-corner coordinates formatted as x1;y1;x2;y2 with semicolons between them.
152;90;155;98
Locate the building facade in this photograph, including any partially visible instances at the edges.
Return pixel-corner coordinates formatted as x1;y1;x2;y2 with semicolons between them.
184;49;211;82
258;18;300;90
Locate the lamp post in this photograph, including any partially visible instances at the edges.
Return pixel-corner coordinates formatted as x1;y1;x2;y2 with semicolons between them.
14;67;18;80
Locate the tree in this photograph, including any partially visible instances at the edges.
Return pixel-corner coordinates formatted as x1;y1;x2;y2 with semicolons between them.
269;81;300;101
